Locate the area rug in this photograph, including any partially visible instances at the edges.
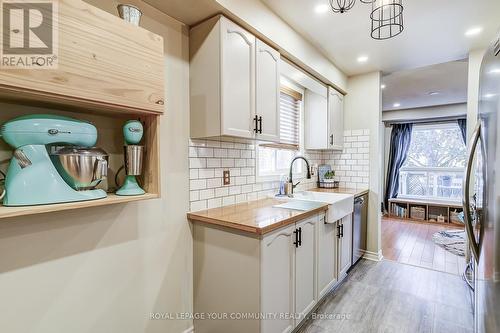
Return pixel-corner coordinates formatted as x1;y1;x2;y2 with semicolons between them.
432;229;466;256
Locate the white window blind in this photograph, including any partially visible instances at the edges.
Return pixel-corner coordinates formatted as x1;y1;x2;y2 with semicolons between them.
261;86;301;150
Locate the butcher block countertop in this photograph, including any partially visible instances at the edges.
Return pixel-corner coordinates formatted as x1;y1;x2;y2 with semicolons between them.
310;187;369;197
187;198;328;235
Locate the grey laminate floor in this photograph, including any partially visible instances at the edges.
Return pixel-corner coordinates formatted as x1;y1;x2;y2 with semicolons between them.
299;259;473;333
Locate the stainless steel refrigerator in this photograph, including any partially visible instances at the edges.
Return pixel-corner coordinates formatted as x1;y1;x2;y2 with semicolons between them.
463;35;500;333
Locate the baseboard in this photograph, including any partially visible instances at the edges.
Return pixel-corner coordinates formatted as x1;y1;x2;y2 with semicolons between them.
362;249;383;261
182;326;194;333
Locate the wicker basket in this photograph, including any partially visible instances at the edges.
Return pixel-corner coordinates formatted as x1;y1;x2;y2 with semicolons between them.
318;180;339;189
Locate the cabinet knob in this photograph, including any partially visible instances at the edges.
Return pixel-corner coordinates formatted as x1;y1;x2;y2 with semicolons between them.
155;99;164;105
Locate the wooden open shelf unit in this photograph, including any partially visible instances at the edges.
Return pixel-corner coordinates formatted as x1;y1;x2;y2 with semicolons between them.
388;197;464;225
0;0;164;220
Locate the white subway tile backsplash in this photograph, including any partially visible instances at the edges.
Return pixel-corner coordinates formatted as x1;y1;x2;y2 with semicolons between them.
190;200;207;212
190;179;207;190
207;198;222;209
188;131;368;211
190;158;206;169
199;189;215;200
207;158;222;168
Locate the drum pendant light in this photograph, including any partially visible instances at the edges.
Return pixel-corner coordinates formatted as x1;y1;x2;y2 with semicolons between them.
329;0;356;14
370;0;404;40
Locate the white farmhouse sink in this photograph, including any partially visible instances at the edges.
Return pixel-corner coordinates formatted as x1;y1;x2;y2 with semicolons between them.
291;191;354;223
273;200;328;211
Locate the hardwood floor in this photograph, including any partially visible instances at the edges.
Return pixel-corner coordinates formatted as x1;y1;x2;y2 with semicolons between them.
299;259;473;333
382;217;466;275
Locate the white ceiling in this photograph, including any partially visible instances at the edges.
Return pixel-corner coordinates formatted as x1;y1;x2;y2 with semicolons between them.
381;60;468;111
261;0;500;76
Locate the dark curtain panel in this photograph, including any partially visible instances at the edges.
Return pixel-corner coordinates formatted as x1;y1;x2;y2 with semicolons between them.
457;119;467;144
384;123;413;210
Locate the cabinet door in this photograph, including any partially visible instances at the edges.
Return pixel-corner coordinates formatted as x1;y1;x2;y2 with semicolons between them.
338;215;353;279
256;39;280;142
220;17;256;138
317;215;338;299
295;217;318;321
261;225;295;333
305;90;328;149
327;87;344;150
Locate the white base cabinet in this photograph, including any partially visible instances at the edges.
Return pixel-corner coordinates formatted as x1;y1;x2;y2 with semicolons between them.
317;214;338;300
337;214;353;280
193;214;322;333
193;211;354;333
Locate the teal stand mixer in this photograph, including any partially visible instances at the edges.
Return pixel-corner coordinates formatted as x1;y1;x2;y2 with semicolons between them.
0;114;108;206
116;120;145;196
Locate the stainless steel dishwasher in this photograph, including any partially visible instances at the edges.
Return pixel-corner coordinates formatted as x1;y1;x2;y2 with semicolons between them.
352;194;368;265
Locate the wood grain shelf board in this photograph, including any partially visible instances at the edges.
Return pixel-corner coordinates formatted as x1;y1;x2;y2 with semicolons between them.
0;193;158;220
389;197;463;208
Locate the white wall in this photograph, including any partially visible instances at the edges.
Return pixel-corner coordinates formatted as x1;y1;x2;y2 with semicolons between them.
213;0;347;92
344;72;382;257
467;49;486;143
0;1;193;332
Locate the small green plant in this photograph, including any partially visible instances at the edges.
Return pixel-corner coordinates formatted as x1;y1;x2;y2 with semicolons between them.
324;171;336;179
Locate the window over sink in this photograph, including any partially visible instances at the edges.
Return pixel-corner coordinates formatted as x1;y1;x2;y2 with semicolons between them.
257;79;304;180
398;122;467;202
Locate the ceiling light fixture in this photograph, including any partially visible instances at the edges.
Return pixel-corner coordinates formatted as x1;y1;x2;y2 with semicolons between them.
329;0;356;14
465;27;483;37
357;55;369;63
393;103;401;108
314;4;330;14
370;0;404;40
381;84;386;89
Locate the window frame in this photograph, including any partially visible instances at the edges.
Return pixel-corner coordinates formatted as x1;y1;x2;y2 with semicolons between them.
397;121;466;202
256;78;306;182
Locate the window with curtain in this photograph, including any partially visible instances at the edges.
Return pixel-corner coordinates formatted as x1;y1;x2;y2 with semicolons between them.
398;122;467;201
257;84;303;178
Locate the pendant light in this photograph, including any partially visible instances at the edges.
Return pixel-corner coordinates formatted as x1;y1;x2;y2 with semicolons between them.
370;0;404;40
329;0;356;14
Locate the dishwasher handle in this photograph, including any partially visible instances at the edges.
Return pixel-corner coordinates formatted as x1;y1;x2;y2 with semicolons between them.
355;197;365;205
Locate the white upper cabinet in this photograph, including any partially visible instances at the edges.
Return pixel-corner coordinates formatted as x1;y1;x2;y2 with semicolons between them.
221;18;256;138
305;86;344;150
256;39;280;142
328;87;344;150
189;16;280;142
305;90;328;149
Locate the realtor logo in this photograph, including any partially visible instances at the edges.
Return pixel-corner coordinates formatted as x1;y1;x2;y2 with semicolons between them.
1;0;58;68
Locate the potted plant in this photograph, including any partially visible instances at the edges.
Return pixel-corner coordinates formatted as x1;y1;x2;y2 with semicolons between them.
323;171;336;183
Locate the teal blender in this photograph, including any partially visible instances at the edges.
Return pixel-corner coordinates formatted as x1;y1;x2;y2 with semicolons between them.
0;114;108;206
116;120;145;196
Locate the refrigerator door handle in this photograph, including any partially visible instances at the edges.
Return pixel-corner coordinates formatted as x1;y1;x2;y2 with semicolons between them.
463;122;481;262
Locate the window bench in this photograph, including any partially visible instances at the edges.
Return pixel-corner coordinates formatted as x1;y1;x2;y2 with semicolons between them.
388;197;464;225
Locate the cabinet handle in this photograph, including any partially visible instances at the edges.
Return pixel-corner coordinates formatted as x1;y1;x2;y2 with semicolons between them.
155;99;164;105
253;115;259;133
258;116;263;134
293;229;299;248
330;134;334;146
298;227;302;246
337;225;341;238
340;224;344;238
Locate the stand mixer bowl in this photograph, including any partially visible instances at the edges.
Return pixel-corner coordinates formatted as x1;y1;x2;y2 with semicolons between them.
50;146;109;191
